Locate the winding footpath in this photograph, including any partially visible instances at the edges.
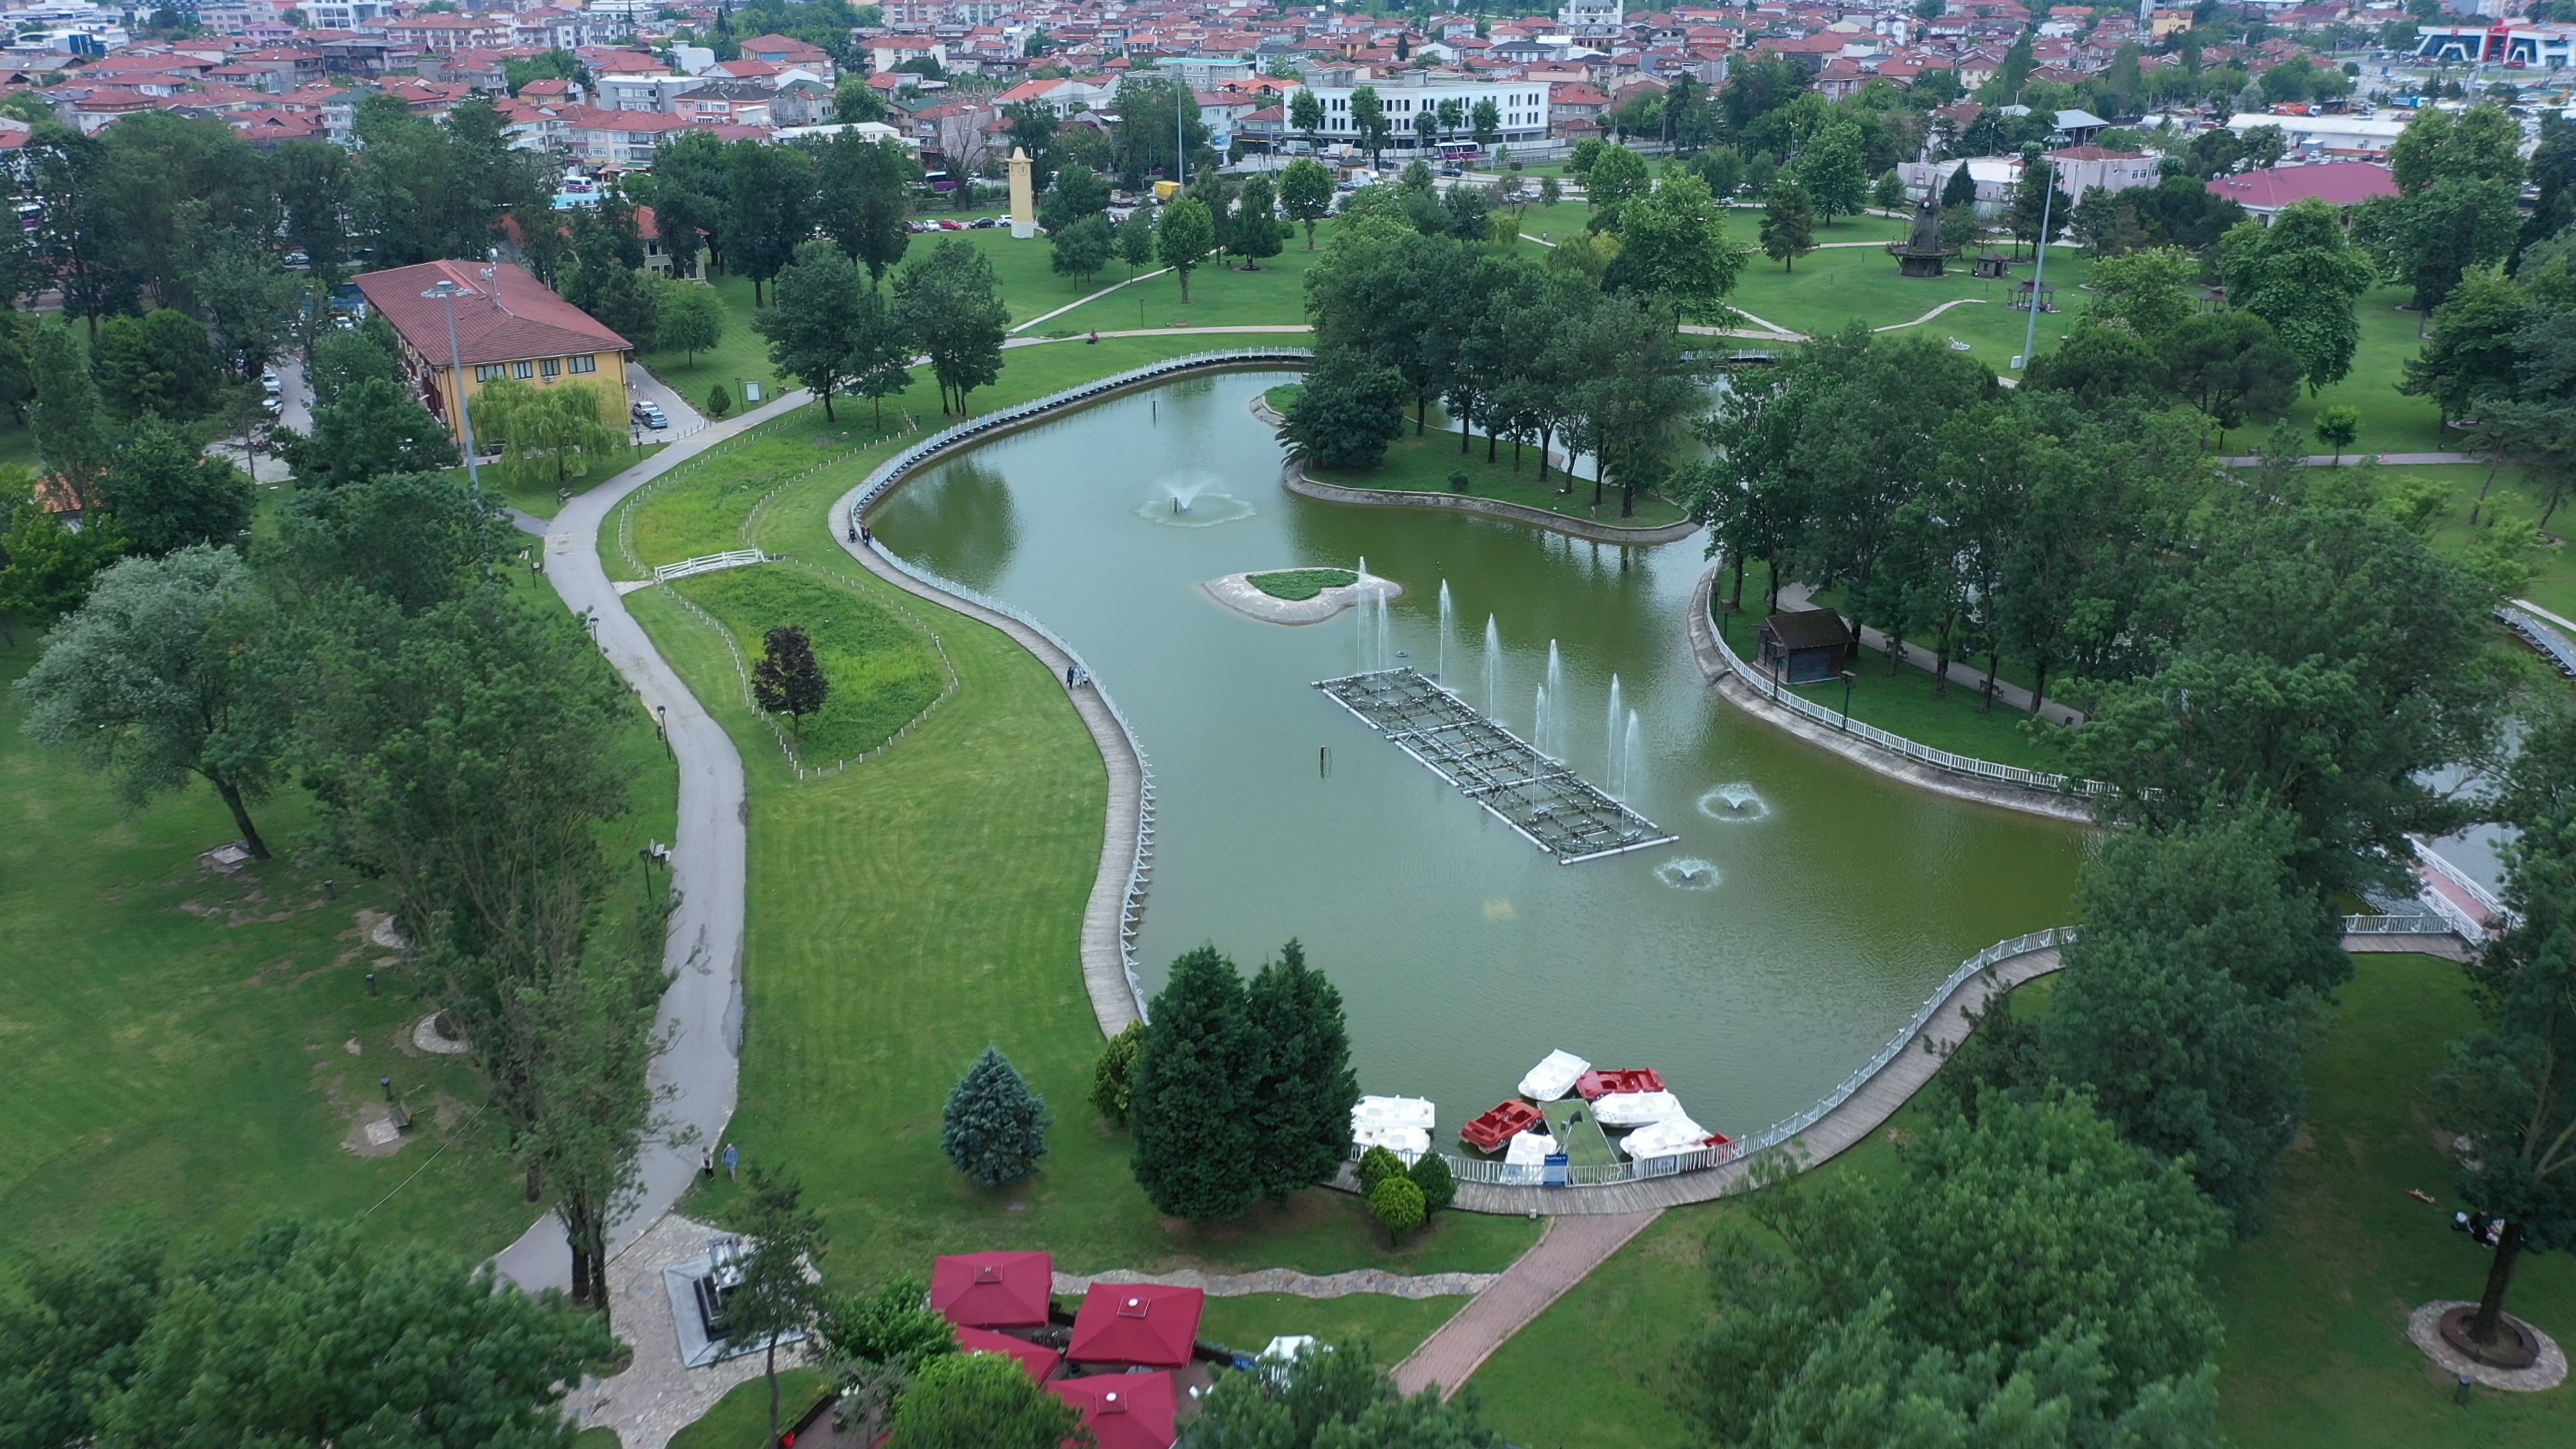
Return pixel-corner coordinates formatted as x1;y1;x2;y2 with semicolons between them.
490;386;815;1294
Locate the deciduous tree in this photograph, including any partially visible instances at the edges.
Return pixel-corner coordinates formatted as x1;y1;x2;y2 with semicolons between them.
15;545;280;856
750;623;830;745
894;238;1010;415
1155;195;1216;302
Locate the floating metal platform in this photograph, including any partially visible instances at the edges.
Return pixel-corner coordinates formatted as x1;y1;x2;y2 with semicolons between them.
1314;667;1677;864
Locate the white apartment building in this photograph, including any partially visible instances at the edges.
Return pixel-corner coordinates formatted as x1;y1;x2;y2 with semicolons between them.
1303;76;1549;149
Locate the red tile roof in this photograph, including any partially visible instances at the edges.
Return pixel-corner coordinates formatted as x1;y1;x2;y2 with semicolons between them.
2205;160;2398;211
1047;1371;1177;1449
931;1251;1054;1328
1066;1282;1201;1368
354;259;631;367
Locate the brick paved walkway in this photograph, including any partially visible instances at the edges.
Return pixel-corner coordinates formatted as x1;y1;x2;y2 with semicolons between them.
1391;1211;1662;1399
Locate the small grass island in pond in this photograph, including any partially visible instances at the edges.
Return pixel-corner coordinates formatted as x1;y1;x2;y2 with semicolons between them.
1248;568;1359;602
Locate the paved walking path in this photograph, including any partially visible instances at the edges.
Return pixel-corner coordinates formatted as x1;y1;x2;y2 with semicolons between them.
2218;451;2476;466
1009;268;1175;334
1002;323;1313;352
1872;297;1988;333
1391;1212;1662;1397
1383;917;2469;1400
1774;582;2085;727
1056;1265;1496;1300
489;386;815;1293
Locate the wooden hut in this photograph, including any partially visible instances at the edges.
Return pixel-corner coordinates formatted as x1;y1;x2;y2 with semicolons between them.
1758;610;1854;685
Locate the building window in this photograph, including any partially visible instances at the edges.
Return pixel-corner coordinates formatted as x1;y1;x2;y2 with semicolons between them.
514;360;535;379
539;356;562;378
568;354;597;374
476;364;506;381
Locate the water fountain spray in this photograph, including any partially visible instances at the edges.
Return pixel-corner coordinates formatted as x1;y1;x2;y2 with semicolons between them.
1483;615;1501;714
1436;581;1454;684
1604;674;1624;786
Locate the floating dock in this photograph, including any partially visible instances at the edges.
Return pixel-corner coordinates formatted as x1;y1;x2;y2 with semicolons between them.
1313;667;1677;864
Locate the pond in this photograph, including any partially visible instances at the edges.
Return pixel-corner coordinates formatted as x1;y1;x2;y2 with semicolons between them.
870;370;2091;1140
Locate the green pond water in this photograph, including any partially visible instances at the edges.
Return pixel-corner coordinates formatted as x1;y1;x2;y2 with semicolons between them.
871;370;2091;1139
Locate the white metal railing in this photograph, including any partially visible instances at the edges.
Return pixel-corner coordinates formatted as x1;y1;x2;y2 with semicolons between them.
841;348;1313;1022
1368;911;2461;1193
2342;912;2455;935
653;549;767;584
2498;604;2576;679
1704;596;2106;797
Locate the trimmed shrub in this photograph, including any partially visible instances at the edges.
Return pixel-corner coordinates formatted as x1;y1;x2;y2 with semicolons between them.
1090;1020;1142;1125
1355;1145;1407;1197
1369;1176;1427;1240
1407;1152;1456;1214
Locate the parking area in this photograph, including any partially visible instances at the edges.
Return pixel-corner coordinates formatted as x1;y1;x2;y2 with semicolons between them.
625;362;707;441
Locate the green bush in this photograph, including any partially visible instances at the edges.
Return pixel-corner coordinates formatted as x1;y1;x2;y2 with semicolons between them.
707;382;733;419
1369;1176;1426;1240
1244;568;1356;602
1089;1020;1142;1124
1355;1145;1406;1196
1407;1152;1456;1214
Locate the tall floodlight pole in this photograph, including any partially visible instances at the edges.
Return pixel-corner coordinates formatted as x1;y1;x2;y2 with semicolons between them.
424;278;482;500
2017;163;2054;372
1176;80;1186;189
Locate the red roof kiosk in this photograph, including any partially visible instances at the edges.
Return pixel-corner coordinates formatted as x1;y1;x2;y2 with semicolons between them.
1048;1370;1178;1449
953;1324;1063;1383
930;1250;1054;1328
1065;1281;1204;1368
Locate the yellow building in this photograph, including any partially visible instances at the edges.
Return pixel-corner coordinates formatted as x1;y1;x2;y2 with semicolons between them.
353;259;633;443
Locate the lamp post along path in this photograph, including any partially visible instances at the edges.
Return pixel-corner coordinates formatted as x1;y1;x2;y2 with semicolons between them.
423;278;482;500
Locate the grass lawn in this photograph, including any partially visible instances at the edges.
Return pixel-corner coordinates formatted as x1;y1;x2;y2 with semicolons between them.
2214;954;2576;1448
0;610;677;1287
1195;1290;1469;1361
2277;288;2454;460
2396;461;2576;625
666;1366;833;1449
668;564;949;767
1725;239;2097;377
610;346;1540;1291
634;272;788;417
474;441;666;522
1711;606;2065;773
1310;427;1690;530
1468;954;2576;1449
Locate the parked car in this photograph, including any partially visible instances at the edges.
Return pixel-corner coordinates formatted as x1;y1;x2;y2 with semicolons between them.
937;218;965;230
631;400;669;429
260;368;281;395
969;216;1000;229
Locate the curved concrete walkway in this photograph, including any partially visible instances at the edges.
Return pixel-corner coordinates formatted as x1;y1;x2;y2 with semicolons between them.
490;386;815;1293
1389;923;2468;1396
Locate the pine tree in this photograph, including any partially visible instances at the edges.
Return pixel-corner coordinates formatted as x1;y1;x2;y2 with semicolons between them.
1244;940;1358;1202
1128;946;1261;1220
942;1046;1052;1187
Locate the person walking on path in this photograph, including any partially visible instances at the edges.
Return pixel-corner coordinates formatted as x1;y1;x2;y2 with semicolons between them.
722;1142;739;1181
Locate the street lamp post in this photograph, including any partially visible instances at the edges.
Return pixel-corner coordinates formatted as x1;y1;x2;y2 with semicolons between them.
422;279;482;501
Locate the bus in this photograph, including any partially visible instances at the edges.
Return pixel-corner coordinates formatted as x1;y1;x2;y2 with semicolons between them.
1436;142;1481;163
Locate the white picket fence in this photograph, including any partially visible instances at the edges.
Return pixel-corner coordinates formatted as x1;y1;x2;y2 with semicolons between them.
653;549;767;584
1705;601;2105;796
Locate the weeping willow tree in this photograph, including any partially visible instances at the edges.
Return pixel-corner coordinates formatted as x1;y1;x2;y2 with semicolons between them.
476;378;626;489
